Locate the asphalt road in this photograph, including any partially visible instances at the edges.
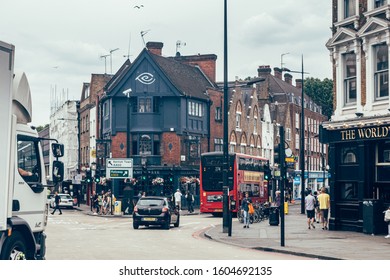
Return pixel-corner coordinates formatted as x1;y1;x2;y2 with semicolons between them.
44;209;310;260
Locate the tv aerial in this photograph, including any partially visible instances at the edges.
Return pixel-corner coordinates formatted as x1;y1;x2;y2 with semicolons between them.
140;29;150;47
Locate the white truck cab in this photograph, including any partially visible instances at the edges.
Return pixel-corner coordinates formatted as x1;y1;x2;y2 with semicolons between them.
0;40;64;260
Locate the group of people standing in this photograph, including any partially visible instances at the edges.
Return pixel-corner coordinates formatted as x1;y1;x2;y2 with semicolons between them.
305;187;330;230
174;189;194;213
92;190;113;215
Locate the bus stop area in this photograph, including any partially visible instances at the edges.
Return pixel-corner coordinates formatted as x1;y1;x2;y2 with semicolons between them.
203;203;390;260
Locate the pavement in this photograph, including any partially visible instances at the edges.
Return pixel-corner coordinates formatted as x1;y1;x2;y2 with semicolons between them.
77;203;390;260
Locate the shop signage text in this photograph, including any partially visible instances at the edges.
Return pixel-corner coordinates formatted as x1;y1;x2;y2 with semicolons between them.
340;126;390;141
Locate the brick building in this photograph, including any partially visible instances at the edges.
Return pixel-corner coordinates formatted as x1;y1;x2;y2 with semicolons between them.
257;65;328;200
97;42;223;207
78;73;112;200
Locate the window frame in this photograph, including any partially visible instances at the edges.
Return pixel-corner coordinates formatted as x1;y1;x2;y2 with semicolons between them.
374;43;389;101
343;52;357;106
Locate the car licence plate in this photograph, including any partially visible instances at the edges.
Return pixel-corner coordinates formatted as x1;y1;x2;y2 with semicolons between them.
142;217;156;221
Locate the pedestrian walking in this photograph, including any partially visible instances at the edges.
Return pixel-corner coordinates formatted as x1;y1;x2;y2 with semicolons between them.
384;205;390;239
241;192;252;228
174;189;182;210
92;191;99;214
185;191;194;213
305;190;316;229
51;192;62;215
313;191;321;223
317;187;330;230
274;191;281;207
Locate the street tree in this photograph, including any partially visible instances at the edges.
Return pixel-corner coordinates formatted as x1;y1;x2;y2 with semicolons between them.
304;77;333;119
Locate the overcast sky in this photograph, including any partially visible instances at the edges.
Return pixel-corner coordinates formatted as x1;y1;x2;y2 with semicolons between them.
1;0;332;126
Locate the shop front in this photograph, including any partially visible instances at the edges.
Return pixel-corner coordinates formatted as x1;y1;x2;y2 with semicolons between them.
321;121;390;233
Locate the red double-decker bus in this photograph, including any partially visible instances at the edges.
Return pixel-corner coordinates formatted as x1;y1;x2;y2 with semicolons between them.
199;152;269;214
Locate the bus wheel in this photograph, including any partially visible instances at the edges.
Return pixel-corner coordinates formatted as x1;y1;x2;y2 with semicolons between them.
0;232;28;260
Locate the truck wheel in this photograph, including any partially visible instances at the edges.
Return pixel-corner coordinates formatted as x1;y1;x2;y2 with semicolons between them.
0;232;28;260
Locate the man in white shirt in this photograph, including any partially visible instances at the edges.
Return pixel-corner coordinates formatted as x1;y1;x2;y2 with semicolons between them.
305;190;316;229
174;189;182;210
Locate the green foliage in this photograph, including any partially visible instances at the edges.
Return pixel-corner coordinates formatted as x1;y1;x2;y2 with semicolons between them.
36;124;49;132
304;77;334;119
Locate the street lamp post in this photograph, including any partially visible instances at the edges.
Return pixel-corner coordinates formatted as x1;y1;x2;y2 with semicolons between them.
282;56;308;214
222;0;229;234
222;0;265;234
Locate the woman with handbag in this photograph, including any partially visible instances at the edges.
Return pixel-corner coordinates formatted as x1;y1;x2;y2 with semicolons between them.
241;192;252;228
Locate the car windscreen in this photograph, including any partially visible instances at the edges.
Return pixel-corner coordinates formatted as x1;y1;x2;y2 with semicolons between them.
138;199;165;207
60;195;72;200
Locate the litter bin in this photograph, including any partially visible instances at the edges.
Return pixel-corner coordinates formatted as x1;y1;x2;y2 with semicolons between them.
269;206;279;226
363;199;384;235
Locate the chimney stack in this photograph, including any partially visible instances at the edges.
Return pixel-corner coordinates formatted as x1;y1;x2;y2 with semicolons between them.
146;42;163;56
295;79;302;89
284;73;292;85
257;65;271;78
274;67;283;79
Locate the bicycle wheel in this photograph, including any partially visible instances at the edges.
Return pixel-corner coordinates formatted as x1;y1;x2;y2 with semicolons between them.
237;209;244;223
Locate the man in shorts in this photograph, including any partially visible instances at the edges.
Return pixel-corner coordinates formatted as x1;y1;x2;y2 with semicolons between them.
318;187;330;230
305;190;316;229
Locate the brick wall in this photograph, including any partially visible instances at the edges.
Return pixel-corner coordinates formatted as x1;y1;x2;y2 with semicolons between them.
174;54;217;83
161;132;181;165
111;132;127;158
208;89;223;151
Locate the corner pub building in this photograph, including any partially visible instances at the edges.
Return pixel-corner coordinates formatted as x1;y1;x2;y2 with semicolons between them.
322;0;390;233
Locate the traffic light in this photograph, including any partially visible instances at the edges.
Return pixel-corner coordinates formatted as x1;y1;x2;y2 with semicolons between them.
85;170;92;183
264;163;271;181
94;170;100;183
142;164;147;181
274;145;280;164
168;172;173;183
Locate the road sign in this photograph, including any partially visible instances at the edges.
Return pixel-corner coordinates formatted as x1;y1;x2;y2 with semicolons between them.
106;158;133;179
109;170;131;178
106;158;133;168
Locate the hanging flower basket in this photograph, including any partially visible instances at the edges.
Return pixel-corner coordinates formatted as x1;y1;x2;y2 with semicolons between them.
180;176;190;184
189;177;200;185
180;176;200;185
152;177;164;186
125;178;138;185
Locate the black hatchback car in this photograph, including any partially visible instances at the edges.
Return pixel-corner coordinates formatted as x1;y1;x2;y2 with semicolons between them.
133;196;180;230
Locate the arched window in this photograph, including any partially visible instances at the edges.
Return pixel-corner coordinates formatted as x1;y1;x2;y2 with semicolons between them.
235;101;242;130
229;131;237;153
139;135;152;155
240;133;247;154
